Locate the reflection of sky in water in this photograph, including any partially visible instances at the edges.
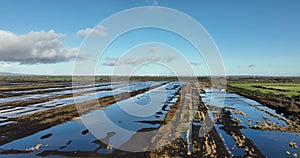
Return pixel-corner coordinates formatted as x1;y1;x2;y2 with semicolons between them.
0;120;97;151
0;82;152;119
242;129;299;158
215;124;246;156
82;82;181;148
0;82;182;154
0;82;111;104
203;89;300;158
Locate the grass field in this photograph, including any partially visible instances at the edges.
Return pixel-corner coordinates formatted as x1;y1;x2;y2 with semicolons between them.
230;83;300;97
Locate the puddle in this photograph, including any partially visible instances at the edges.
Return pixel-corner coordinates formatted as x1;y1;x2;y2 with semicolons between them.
0;82;182;156
203;89;300;157
0;82;160;119
0;82;124;104
215;124;246;156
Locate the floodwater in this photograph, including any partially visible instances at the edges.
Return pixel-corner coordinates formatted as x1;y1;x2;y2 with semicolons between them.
202;89;300;158
0;83;299;157
0;82;182;157
0;82;165;122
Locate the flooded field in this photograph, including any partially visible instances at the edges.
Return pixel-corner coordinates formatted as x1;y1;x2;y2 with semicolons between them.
202;89;300;157
0;81;299;157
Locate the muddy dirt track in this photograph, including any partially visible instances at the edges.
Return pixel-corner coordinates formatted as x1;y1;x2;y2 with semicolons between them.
0;81;299;157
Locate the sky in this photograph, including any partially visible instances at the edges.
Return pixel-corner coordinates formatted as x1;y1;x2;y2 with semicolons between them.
0;0;299;76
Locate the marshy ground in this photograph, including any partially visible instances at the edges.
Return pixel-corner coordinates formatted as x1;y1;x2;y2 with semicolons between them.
0;79;299;157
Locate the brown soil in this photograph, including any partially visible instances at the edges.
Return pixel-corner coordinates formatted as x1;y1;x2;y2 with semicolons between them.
217;109;265;157
228;86;300;123
0;82;76;92
148;83;231;157
0;87;114;108
0;82;269;157
0;82;167;146
0;83;112;98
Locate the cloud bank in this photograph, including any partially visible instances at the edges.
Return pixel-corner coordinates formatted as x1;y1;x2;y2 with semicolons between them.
0;30;81;64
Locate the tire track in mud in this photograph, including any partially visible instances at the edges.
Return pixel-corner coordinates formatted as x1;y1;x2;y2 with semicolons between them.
0;82;168;146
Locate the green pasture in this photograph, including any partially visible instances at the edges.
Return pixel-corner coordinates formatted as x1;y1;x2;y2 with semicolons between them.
230;83;300;97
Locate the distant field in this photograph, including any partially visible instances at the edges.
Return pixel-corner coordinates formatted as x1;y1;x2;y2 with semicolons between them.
230;83;300;97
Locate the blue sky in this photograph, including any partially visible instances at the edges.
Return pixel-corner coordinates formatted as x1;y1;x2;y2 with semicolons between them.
0;0;299;76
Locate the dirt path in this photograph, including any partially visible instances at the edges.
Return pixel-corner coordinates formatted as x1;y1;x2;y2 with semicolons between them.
148;83;230;157
0;82;269;157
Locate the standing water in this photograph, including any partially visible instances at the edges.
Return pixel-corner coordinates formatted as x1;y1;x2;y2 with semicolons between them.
202;89;299;158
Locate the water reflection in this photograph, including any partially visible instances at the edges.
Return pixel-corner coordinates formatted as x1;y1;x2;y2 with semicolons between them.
203;89;300;157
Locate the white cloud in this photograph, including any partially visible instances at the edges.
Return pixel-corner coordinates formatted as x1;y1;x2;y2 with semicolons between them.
101;54;176;67
101;57;119;66
0;30;82;64
76;25;108;37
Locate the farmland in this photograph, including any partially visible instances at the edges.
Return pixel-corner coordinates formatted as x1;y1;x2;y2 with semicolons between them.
230;83;300;97
1;0;299;157
228;81;300;122
0;77;299;157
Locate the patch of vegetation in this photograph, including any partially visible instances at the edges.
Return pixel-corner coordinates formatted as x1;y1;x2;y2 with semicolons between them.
230;83;300;98
227;83;300;122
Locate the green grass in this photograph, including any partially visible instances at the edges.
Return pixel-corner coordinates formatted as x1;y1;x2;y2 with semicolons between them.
230;83;300;97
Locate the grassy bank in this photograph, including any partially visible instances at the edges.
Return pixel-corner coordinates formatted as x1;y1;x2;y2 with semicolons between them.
228;84;300;122
230;83;300;98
